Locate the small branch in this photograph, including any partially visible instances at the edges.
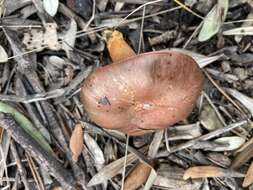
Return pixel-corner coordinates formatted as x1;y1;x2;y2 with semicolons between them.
10;140;31;190
0;113;76;190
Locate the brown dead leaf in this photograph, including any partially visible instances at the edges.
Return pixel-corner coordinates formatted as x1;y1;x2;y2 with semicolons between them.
0;127;3;138
69;124;84;162
51;186;62;190
231;142;253;169
123;161;153;190
243;161;253;187
183;166;244;180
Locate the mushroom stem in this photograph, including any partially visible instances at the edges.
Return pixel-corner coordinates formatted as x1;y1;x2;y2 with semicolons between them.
103;30;136;62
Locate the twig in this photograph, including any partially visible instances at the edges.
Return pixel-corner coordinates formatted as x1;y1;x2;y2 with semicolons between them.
26;154;43;190
0;113;76;190
204;70;248;118
137;5;145;54
10;140;31;190
149;30;177;46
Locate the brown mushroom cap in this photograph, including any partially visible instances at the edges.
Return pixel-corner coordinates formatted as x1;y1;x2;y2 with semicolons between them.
81;51;204;136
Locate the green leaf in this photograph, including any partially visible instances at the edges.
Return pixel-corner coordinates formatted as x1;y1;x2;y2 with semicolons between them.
198;0;229;42
0;102;53;154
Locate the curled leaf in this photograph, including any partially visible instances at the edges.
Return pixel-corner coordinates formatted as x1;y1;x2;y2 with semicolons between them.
69;124;84;162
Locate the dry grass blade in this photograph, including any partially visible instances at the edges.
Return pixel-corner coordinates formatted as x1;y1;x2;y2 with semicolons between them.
123;161;153;190
183;166;244;180
69;124;83;162
243;161;253;187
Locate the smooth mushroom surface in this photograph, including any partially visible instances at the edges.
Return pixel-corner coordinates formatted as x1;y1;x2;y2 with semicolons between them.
81;51;204;136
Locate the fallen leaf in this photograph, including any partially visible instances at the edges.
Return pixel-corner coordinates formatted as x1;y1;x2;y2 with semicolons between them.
51;186;62;190
226;88;253;116
88;153;137;186
212;136;245;151
198;0;228;41
183;166;244;180
0;45;8;63
243;161;253;187
231;140;253;169
154;175;202;189
167;123;202;141
200;104;223;131
234;12;253;42
69;124;84;162
170;48;222;68
123;161;153;190
223;27;253;36
84;133;105;169
143;167;157;190
43;0;59;17
61;19;77;58
0;102;53;154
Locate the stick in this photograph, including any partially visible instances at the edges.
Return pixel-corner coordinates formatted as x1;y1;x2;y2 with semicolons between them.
0;113;76;190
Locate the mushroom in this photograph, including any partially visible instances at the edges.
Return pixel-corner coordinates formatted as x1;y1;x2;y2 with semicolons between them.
81;50;203;136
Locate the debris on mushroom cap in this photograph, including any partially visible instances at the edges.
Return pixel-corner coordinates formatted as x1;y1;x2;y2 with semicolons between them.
81;51;204;136
103;30;136;62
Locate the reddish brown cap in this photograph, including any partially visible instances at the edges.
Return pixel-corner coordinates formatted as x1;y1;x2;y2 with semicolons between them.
81;51;203;136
